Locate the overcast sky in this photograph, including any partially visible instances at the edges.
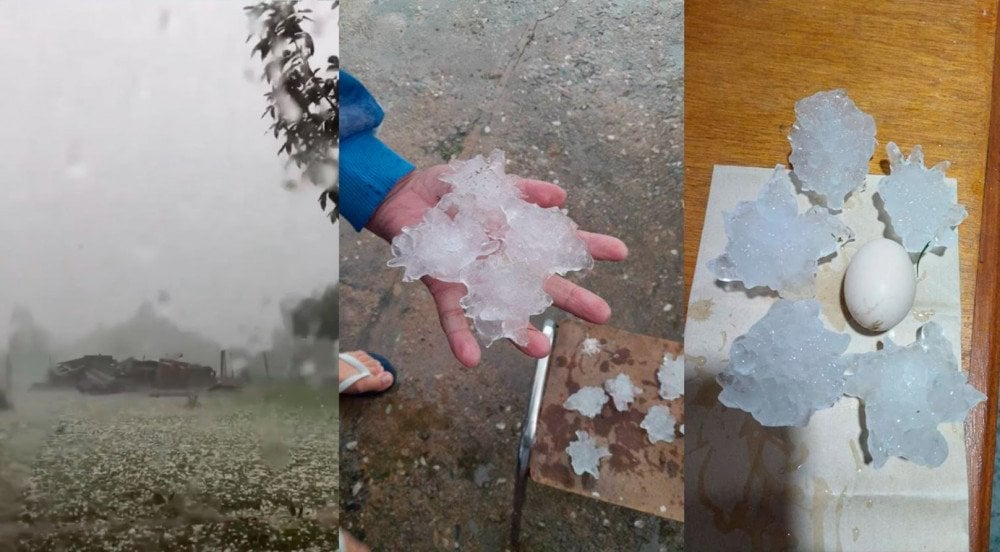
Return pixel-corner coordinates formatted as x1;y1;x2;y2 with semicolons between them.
0;1;340;350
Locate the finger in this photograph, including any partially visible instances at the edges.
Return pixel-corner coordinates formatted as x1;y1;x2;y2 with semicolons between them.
544;275;612;324
510;324;552;359
517;178;566;208
425;279;482;367
578;231;629;261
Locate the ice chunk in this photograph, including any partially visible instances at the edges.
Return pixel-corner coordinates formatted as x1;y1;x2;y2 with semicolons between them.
718;299;850;427
641;405;678;444
563;386;608;418
876;142;967;253
604;373;641;411
844;322;984;468
566;430;611;479
580;337;601;356
388;150;593;346
708;166;854;297
658;352;683;400
788;89;876;210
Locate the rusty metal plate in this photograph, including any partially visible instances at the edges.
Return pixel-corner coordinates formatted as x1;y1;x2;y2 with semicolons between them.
529;319;684;521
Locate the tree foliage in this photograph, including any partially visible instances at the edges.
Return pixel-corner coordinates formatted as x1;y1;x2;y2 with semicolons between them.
244;1;340;222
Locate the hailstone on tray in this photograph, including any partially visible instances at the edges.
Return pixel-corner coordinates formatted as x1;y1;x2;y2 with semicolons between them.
844;322;985;468
788;89;876;210
387;150;593;346
718;299;850;427
566;430;612;479
604;373;642;411
709;165;854;297
641;405;678;444
563;386;608;418
658;353;683;400
876;142;967;253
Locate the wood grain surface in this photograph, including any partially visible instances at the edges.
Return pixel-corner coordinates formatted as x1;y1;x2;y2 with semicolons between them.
530;320;684;521
684;2;1000;548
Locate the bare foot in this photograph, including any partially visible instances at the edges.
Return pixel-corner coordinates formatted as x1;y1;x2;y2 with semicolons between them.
339;351;394;394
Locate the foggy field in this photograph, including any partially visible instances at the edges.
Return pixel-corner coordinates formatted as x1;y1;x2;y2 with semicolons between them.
0;384;338;551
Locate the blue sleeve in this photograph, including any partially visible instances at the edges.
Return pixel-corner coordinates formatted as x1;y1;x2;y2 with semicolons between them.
339;71;415;231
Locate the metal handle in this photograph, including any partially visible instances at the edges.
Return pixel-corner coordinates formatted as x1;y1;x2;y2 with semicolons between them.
510;319;556;549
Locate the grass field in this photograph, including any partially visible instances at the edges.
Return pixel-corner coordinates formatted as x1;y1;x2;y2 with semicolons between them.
0;383;338;551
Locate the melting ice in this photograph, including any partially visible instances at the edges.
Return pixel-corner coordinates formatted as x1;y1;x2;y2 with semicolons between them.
788;89;876;210
388;150;593;346
845;322;984;468
604;373;641;411
658;352;683;400
563;386;608;418
876;142;967;253
641;405;678;444
718;299;850;427
709;166;854;297
566;430;611;479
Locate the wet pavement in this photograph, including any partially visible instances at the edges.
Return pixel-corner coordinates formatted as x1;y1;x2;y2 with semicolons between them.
340;1;684;549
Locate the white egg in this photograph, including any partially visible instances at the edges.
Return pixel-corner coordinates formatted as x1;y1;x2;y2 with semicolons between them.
843;238;916;332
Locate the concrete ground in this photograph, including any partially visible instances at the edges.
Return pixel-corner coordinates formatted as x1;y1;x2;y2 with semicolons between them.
340;1;683;550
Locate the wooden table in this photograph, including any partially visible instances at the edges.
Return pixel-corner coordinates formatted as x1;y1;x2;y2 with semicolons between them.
685;2;1000;549
529;320;684;521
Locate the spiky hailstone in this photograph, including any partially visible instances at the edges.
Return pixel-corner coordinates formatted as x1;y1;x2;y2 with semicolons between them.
604;373;642;411
788;89;877;210
387;150;593;346
844;322;984;468
718;299;850;427
708;166;854;297
580;337;601;356
876;142;967;253
563;386;608;418
641;405;678;444
566;430;611;479
658;353;683;400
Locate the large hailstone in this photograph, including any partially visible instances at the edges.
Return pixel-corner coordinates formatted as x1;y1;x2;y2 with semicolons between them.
844;322;984;468
604;373;642;411
566;430;611;479
657;353;683;400
708;166;854;297
876;142;967;253
718;299;850;427
641;405;678;444
788;89;877;210
563;386;608;418
388;150;593;346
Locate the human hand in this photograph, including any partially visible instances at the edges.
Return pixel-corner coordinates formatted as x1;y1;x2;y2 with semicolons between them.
367;165;628;367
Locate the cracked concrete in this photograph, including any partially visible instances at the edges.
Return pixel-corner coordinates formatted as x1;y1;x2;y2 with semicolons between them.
340;1;683;549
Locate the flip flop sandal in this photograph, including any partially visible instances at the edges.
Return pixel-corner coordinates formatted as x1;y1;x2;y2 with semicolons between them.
338;352;398;397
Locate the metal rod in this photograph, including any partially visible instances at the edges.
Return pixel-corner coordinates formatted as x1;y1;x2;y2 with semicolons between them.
510;319;556;549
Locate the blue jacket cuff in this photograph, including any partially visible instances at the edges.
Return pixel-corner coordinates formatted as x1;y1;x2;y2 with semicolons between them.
339;132;415;231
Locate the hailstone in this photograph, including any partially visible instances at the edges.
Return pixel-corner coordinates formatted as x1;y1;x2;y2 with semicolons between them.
844;322;984;468
788;89;876;210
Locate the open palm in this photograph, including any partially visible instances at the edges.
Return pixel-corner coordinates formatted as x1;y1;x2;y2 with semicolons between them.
366;165;628;367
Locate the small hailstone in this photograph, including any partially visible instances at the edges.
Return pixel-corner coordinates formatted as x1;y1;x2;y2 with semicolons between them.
566;430;611;479
844;322;984;468
788;89;876;210
657;353;683;400
388;150;593;346
718;299;850;427
640;405;677;444
604;373;642;411
563;386;608;418
709;166;854;297
876;142;967;253
580;337;602;356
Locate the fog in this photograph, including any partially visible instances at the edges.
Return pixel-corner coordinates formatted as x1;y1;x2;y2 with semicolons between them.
0;1;340;375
